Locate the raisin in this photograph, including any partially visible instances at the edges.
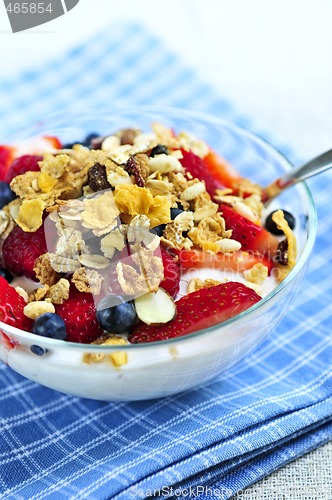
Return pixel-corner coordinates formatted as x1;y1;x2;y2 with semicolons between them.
124;156;145;187
87;163;111;192
276;239;288;265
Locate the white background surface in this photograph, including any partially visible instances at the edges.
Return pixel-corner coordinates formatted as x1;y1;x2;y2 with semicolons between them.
1;0;332;160
0;1;331;497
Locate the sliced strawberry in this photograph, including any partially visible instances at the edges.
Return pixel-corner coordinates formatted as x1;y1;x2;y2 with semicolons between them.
160;248;181;298
0;276;32;331
55;285;103;343
0;146;15;181
128;281;261;343
177;248;273;274
5;154;42;184
0;136;61;181
220;204;279;257
179;149;225;197
203;149;242;190
2;224;47;281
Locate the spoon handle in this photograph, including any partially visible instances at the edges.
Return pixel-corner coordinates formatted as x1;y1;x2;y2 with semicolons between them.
263;148;332;204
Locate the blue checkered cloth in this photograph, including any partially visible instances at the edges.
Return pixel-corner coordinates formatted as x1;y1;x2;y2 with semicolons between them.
0;23;331;500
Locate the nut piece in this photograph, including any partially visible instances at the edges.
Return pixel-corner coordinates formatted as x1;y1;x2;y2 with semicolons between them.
24;301;55;319
180;181;206;201
148;154;183;174
134;288;176;325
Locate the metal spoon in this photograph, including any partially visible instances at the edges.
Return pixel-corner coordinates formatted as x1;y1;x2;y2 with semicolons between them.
262;148;332;205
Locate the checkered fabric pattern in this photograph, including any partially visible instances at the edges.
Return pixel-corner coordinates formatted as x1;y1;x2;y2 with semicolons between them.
0;23;331;500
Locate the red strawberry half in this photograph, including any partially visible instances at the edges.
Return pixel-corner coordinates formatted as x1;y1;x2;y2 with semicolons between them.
0;146;14;181
55;285;103;343
220;204;279;257
128;281;261;343
177;248;273;274
180;149;225;197
0;136;61;181
0;276;32;331
2;224;48;281
5;154;42;184
203;149;242;190
159;248;181;298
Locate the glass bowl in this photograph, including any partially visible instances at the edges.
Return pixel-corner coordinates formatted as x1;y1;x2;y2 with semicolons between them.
0;106;317;401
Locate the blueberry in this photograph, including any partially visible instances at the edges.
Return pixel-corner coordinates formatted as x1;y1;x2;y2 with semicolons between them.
30;345;47;356
83;132;100;148
62;133;100;150
0;181;16;209
151;224;165;237
170;207;184;220
0;268;13;283
265;210;296;235
96;296;137;334
32;313;67;340
150;144;169;157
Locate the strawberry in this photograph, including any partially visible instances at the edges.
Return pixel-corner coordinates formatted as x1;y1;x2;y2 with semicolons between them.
55;285;103;343
177;248;273;274
159;248;181;298
0;146;14;181
0;136;61;181
0;276;32;330
180;149;225;197
2;224;47;281
128;281;261;343
5;154;42;184
220;204;279;257
202;149;242;190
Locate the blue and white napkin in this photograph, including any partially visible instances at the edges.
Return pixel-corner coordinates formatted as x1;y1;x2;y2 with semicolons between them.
0;23;331;500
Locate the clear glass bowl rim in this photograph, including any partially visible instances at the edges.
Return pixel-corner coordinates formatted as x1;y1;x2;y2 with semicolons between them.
0;105;317;351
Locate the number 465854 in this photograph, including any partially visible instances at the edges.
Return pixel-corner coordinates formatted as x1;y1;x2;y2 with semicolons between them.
6;3;53;14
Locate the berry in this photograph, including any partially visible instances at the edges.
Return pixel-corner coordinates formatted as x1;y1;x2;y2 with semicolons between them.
0;276;32;330
177;248;273;274
96;296;137;334
32;313;67;340
2;224;47;280
265;210;295;235
180;149;224;198
0;146;15;181
129;281;261;343
0;136;61;181
202;149;242;191
30;345;47;356
83;132;100;148
159;248;181;298
150;144;169;157
220;204;279;256
0;268;13;283
0;181;16;209
4;154;42;184
55;285;103;343
170;207;184;220
152;224;165;237
63;132;100;149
